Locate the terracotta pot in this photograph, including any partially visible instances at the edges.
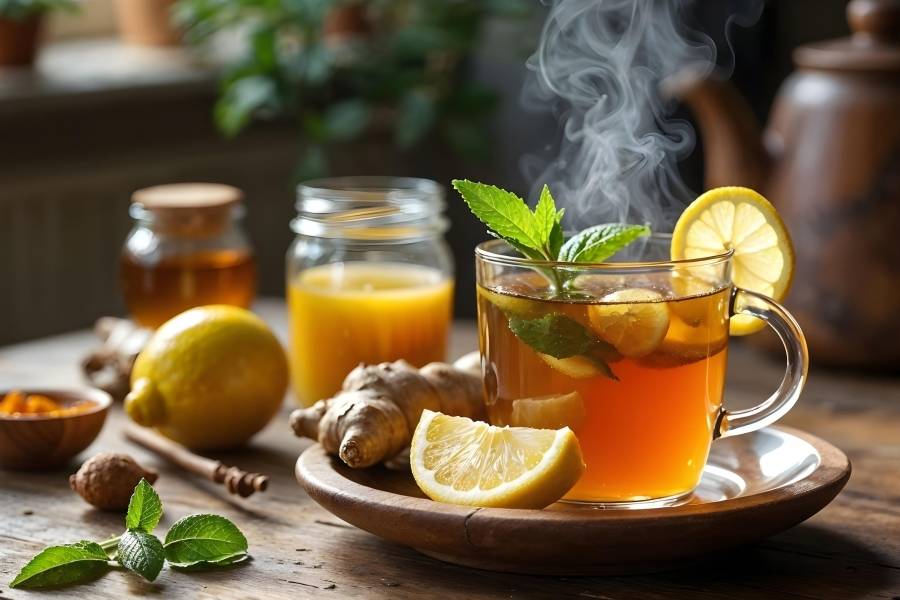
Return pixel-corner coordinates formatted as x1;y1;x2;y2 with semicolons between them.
0;15;43;67
114;0;181;46
323;5;370;42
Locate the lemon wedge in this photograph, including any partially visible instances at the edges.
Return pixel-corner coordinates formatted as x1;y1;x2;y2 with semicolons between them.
671;187;795;335
587;288;670;358
410;410;585;509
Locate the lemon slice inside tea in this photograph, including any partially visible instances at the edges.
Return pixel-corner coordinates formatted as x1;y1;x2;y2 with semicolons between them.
671;187;795;335
587;288;670;358
511;391;586;430
410;410;585;509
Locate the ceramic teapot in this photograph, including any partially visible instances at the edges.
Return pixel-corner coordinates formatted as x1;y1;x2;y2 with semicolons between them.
676;0;900;369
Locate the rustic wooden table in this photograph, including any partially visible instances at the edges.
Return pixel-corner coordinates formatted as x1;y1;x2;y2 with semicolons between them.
1;300;898;600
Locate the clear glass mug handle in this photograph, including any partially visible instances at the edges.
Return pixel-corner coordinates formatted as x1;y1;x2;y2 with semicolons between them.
714;287;809;439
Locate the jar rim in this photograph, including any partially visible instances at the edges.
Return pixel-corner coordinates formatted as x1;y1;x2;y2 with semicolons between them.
292;176;448;242
297;176;443;206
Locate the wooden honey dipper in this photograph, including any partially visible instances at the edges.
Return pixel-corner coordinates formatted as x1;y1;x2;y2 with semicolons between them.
124;424;268;498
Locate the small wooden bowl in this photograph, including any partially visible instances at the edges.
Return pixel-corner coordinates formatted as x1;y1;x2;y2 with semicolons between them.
0;388;112;470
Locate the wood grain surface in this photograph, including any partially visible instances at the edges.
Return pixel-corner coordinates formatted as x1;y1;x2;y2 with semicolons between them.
0;300;898;599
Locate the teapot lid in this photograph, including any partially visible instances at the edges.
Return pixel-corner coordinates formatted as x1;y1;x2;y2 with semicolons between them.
794;0;900;71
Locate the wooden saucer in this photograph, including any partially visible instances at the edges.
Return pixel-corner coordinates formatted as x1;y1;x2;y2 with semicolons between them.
295;426;850;575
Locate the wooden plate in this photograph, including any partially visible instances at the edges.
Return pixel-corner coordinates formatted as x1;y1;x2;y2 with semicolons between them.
295;426;850;575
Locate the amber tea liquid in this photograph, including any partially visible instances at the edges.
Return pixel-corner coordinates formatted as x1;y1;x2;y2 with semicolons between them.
121;250;256;328
478;276;729;503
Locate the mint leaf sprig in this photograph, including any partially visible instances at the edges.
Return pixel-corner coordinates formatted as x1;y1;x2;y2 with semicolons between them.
453;180;564;262
10;479;249;590
452;179;650;280
454;179;649;378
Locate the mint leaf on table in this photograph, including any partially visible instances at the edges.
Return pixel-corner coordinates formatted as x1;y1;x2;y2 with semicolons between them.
506;312;618;380
9;541;109;589
163;515;248;568
117;531;165;582
452;179;549;257
559;223;651;263
125;478;163;533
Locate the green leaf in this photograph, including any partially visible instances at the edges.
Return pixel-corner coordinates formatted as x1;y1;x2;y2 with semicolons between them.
396;90;436;149
506;313;598;359
170;553;250;572
324;99;370;142
452;180;546;256
533;185;558;252
117;531;165;582
559;224;651;263
548;208;566;259
10;541;109;589
214;75;279;138
506;312;618;380
164;515;249;568
125;479;163;534
299;45;333;85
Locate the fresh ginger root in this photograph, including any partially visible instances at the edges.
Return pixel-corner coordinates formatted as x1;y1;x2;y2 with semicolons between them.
290;353;485;468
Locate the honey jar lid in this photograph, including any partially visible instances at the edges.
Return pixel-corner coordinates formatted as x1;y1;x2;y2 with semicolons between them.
132;183;244;213
131;183;244;236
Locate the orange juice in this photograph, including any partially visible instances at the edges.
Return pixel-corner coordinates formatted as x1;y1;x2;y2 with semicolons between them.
289;262;453;405
478;275;729;503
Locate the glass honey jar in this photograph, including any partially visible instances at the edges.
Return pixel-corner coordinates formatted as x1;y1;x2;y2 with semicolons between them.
120;183;257;328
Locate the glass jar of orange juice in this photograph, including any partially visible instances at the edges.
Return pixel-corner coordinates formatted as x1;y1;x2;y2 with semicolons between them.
287;177;454;406
120;183;257;328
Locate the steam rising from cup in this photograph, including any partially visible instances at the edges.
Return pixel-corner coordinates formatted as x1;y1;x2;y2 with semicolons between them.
522;0;764;232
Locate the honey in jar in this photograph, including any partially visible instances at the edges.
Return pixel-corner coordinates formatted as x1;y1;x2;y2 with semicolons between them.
120;183;257;328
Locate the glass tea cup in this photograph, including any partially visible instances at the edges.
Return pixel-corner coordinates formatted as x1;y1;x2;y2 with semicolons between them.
475;236;808;507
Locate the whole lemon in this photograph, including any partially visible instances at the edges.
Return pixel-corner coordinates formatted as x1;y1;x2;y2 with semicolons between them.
125;305;288;449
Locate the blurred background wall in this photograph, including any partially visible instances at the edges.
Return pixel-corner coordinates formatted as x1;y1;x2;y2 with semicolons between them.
0;0;851;344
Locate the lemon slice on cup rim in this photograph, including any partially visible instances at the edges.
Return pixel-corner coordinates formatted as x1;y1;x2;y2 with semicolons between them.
671;186;795;336
410;410;585;509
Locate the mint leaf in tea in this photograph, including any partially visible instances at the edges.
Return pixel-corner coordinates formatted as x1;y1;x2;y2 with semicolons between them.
506;313;618;380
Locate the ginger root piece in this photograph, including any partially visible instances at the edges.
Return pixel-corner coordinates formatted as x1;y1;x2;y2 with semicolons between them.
290;358;485;468
69;452;158;510
81;318;152;400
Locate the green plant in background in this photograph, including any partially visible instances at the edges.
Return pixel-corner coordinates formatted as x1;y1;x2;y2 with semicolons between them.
0;0;77;21
173;0;531;179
